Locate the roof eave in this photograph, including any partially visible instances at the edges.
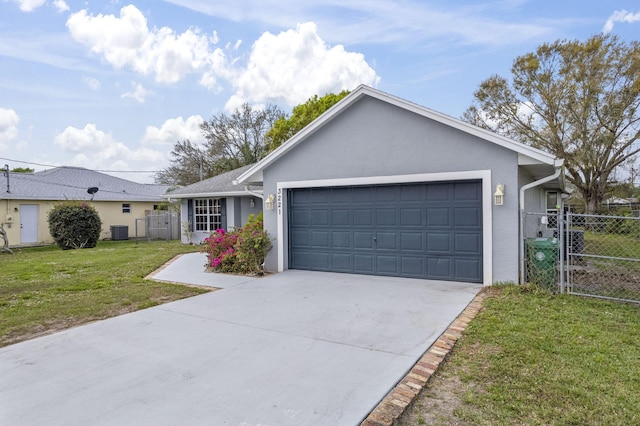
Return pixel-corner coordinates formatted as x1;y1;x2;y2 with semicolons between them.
164;190;263;199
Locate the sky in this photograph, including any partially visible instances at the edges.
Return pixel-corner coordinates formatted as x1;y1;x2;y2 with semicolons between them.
1;0;639;183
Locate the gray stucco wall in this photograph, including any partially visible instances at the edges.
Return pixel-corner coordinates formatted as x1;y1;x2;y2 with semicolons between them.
179;196;263;244
260;96;524;283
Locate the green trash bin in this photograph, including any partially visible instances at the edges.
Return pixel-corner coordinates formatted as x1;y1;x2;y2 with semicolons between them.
526;237;559;289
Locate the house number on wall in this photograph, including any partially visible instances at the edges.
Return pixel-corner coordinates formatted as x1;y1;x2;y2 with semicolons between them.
277;188;282;216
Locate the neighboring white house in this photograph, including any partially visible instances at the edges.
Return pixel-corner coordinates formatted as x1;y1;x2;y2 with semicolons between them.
165;164;263;244
235;85;566;285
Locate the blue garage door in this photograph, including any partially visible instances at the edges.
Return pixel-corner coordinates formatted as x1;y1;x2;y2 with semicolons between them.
288;181;483;282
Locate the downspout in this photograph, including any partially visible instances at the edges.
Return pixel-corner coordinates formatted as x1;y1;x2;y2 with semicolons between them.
519;159;564;284
243;185;263;199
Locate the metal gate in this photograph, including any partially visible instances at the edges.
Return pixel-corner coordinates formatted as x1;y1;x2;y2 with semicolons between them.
135;212;180;242
522;211;640;303
565;212;640;303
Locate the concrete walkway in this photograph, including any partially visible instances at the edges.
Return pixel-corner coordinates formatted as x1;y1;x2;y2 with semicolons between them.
0;257;480;426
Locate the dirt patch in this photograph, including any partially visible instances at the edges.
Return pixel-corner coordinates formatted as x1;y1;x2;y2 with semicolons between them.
396;370;478;426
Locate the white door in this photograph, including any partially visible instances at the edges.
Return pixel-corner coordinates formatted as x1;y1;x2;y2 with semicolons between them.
20;204;38;244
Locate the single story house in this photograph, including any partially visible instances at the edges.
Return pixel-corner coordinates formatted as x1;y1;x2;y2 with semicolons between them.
1;167;170;246
164;164;263;244
235;85;565;285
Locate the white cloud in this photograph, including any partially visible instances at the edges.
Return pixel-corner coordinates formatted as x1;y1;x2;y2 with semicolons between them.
226;22;379;110
82;76;101;90
54;123;165;178
164;0;553;47
52;0;68;12
0;107;20;149
121;82;149;103
66;5;225;84
603;10;640;33
11;0;45;12
142;115;205;146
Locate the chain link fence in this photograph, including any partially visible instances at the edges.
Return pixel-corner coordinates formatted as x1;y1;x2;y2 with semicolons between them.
565;212;640;303
522;211;640;303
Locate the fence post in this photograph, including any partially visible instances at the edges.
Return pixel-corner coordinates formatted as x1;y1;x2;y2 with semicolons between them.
559;208;564;293
520;210;526;285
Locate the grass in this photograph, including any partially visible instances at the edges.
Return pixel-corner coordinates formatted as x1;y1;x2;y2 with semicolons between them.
0;240;206;347
401;285;640;426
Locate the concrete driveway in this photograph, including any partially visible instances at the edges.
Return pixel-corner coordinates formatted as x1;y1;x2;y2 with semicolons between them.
0;262;480;425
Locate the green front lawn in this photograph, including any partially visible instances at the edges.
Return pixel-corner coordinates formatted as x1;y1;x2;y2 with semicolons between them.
0;240;206;347
401;285;640;425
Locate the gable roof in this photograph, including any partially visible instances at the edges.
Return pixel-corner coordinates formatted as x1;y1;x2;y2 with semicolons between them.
1;167;169;202
236;85;562;185
165;164;262;199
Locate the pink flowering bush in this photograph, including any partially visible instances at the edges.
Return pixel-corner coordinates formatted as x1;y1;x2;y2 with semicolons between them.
201;213;271;274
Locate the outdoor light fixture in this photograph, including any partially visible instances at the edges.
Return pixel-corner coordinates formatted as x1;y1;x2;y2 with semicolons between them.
264;194;275;210
494;184;505;206
250;198;255;208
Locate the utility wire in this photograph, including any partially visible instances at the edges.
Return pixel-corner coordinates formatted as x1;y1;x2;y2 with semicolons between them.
0;157;161;173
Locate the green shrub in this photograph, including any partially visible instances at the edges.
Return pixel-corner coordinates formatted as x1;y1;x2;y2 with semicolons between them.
202;212;272;275
48;201;102;249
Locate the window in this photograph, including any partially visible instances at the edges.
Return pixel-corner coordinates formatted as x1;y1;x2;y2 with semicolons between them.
194;199;222;231
122;203;131;214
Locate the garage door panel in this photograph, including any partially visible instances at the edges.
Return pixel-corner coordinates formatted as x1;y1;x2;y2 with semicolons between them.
400;185;423;201
311;210;329;226
375;186;398;202
354;232;374;249
353;209;373;226
289;181;482;282
332;253;351;271
454;207;481;227
426;208;450;226
291;210;310;226
291;251;314;269
427;257;452;279
427;233;451;252
401;233;423;251
377;209;398;226
454;233;481;254
332;209;351;226
332;231;351;248
376;232;397;250
313;253;331;270
454;259;482;281
354;255;374;273
426;184;450;201
353;187;374;203
377;256;398;273
291;230;310;247
311;231;329;248
311;188;331;203
401;208;423;226
454;182;481;200
401;257;424;276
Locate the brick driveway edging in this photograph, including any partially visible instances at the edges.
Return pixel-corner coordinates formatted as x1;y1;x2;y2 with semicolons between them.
361;291;487;426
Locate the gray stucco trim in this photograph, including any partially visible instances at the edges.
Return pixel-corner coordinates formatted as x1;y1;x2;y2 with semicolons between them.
272;170;493;286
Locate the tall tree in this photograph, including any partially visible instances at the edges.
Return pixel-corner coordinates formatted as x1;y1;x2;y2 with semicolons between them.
155;140;217;186
201;102;284;170
264;91;350;151
463;34;640;213
156;103;284;186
